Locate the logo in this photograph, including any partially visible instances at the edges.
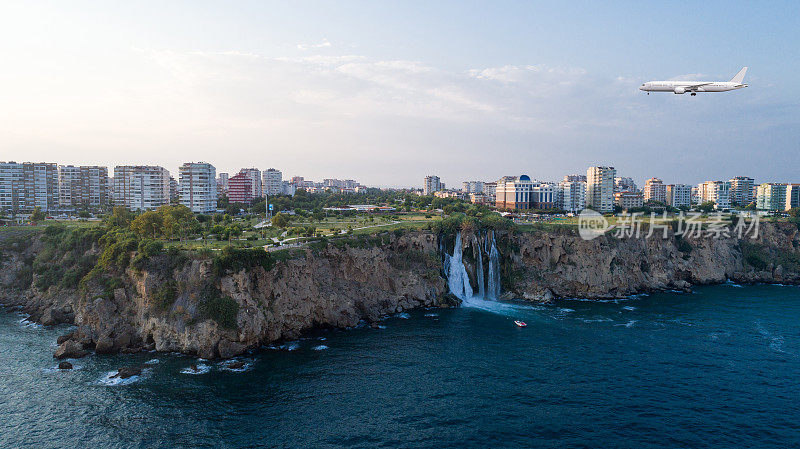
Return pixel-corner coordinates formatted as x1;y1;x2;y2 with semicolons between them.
578;209;613;240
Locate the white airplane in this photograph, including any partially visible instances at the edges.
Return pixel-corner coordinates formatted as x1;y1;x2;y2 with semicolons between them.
639;67;748;95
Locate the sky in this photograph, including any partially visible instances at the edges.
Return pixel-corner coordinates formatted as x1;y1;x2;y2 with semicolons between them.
1;0;798;188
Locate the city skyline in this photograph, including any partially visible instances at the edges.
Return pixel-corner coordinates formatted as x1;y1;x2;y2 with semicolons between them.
1;1;798;188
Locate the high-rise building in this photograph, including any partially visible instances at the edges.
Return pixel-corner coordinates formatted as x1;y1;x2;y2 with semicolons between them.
0;162;59;213
113;165;171;211
462;181;485;194
228;171;256;204
756;183;787;211
697;181;731;209
614;176;637;193
557;181;586;213
263;168;282;196
169;177;179;203
785;184;800;211
424;176;444;195
239;168;262;198
0;162;23;213
179;162;217;213
643;177;667;204
217;173;229;196
587;166;617;213
58;165;109;209
729;176;755;207
666;184;692;209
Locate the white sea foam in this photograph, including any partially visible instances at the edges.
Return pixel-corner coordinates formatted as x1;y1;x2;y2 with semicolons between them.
317;337;327;341
424;313;438;317
558;308;575;313
312;345;329;351
377;325;387;329
395;312;410;319
95;369;149;386
180;363;211;375
622;306;636;311
144;359;160;365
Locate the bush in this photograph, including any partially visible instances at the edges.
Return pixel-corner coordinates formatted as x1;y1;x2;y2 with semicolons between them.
198;286;239;330
152;281;178;311
213;246;274;276
741;242;768;270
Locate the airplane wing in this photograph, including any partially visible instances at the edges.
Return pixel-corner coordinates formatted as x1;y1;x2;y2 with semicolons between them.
683;83;713;91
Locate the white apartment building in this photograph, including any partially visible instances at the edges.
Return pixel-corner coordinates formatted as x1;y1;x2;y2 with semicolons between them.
462;181;485;194
0;162;59;212
113;165;171;211
697;181;731;209
729;176;755;206
563;174;587;183
587;166;617;213
643;177;667;204
557;181;586;213
424;176;444;195
756;183;787;211
263;168;283;196
666;184;692;208
179;162;217;213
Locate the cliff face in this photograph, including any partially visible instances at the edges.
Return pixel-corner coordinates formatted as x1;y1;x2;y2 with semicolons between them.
1;222;799;359
0;231;447;359
464;221;800;301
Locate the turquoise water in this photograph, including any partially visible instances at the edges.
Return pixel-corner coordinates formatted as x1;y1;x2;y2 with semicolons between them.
2;285;800;448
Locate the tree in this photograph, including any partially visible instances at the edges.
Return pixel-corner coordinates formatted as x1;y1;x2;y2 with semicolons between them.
30;206;46;222
697;201;716;213
271;212;290;229
108;206;133;228
131;211;163;239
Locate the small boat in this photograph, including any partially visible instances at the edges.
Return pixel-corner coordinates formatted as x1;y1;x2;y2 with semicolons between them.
514;320;527;327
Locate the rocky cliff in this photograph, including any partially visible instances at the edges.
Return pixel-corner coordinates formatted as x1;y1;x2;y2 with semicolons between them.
1;222;799;359
0;231;447;359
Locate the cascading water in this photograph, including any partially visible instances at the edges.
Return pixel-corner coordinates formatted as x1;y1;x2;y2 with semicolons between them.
487;232;501;300
447;233;474;301
475;235;485;300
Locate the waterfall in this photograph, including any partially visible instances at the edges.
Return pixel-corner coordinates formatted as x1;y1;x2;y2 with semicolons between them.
487;232;501;300
475;235;485;299
446;233;474;301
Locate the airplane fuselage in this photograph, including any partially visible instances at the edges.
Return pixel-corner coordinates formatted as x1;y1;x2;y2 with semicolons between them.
639;81;747;94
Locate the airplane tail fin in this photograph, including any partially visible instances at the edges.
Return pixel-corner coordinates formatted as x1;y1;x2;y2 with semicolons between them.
730;67;748;84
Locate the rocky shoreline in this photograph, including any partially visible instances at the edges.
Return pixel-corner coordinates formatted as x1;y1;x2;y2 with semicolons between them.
2;222;799;360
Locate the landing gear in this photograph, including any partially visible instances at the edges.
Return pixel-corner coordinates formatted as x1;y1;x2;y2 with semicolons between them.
691;93;696;96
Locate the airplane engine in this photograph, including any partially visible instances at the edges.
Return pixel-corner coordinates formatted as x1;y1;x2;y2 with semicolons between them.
673;87;686;94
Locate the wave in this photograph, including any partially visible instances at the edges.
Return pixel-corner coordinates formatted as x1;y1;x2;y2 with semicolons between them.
144;359;160;365
395;312;410;319
312;345;329;351
95;369;149;386
219;360;253;373
622;306;636;311
424;313;439;317
180;363;211;375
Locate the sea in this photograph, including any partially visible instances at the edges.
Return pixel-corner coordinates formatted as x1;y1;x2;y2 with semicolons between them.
2;284;800;448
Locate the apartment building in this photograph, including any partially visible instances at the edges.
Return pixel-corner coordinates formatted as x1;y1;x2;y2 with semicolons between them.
263;168;282;196
614;176;637;193
0;162;59;213
58;165;109;209
424;175;444;196
729;176;755;206
239;168;262;198
643;177;667;204
179;162;217;213
666;184;692;209
228;171;256;204
587;166;617;213
615;191;644;210
785;184;800;211
756;183;787;211
113;165;171;210
697;181;731;209
557;181;586;213
495;175;532;210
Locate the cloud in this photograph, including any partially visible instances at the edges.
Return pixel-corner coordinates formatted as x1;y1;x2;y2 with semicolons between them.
297;39;332;51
